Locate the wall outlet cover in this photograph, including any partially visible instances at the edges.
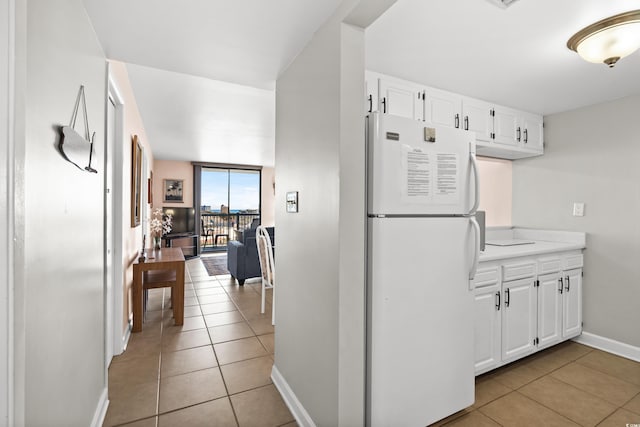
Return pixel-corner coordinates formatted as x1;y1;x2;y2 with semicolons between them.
573;202;585;217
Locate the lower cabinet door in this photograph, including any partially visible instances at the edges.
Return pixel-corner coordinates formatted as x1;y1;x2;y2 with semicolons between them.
537;272;563;349
502;277;537;362
563;268;583;338
474;282;501;374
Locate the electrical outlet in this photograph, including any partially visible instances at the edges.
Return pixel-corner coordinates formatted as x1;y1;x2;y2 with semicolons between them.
573;202;585;217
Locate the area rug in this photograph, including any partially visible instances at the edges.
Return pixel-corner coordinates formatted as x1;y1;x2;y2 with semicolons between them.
201;255;229;276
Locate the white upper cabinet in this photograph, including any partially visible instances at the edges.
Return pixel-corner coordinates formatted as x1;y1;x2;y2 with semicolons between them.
424;87;462;129
378;77;424;121
462;98;493;142
493;106;519;147
365;71;380;114
520;112;544;152
366;71;544;159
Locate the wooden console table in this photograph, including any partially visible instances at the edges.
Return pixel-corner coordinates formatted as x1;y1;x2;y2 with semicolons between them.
132;247;185;332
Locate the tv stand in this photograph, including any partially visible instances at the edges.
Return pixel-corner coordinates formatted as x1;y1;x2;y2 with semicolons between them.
163;233;199;259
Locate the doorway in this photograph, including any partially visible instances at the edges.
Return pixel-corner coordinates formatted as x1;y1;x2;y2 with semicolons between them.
199;167;261;253
106;74;126;364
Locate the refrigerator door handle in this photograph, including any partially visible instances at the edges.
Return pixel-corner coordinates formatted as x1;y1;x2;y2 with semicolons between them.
469;216;480;283
468;146;480;215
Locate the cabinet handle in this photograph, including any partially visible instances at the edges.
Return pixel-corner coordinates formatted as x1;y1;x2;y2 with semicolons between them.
368;95;373;113
558;277;564;294
565;276;570;292
524;129;529;143
455;113;460;129
496;291;501;310
382;97;387;114
517;127;521;142
505;288;510;308
464;116;469;131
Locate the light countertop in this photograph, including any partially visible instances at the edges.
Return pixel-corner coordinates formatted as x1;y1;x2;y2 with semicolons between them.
479;227;586;262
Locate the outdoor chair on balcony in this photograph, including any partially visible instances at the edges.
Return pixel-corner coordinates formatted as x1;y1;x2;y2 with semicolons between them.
201;219;214;248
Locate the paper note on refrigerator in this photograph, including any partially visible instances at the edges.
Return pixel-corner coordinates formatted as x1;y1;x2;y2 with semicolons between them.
403;146;460;204
406;148;432;199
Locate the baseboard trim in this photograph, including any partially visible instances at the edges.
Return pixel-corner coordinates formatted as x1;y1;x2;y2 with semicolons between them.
90;387;109;427
122;320;132;352
271;365;316;427
574;332;640;362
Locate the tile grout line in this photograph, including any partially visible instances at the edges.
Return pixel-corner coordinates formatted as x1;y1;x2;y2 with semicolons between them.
472;344;640;427
188;267;242;427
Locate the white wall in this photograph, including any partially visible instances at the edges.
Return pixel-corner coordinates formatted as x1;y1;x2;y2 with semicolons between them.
274;1;395;425
477;157;512;226
275;13;344;423
14;0;108;425
512;94;640;348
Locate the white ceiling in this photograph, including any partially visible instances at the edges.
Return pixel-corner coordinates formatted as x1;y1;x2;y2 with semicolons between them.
85;0;640;164
84;0;343;165
366;0;640;115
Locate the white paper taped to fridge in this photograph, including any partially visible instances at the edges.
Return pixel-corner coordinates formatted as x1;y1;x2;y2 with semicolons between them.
402;145;460;204
435;153;460;203
404;146;432;200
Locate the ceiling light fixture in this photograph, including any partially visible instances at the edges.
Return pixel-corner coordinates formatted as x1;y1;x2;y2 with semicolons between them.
567;10;640;68
485;0;519;9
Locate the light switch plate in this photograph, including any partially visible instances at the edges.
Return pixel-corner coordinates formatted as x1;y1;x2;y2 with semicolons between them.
286;191;298;213
573;202;585;217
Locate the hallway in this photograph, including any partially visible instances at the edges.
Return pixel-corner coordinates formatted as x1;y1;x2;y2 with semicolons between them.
104;256;294;426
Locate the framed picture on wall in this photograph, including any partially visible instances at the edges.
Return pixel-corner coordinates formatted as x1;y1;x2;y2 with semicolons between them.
131;135;142;227
163;179;184;203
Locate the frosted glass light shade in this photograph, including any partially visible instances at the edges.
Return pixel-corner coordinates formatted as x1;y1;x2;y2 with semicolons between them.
568;10;640;67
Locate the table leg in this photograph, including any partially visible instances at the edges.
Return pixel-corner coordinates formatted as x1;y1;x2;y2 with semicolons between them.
173;262;185;325
132;266;144;332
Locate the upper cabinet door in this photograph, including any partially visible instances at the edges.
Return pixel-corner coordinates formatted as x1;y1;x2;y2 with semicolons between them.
493;106;519;147
365;71;379;114
462;98;492;142
379;78;424;121
521;113;544;152
424;88;462;129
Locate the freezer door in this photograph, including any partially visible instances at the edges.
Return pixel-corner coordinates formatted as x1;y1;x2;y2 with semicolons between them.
368;112;477;216
367;217;475;427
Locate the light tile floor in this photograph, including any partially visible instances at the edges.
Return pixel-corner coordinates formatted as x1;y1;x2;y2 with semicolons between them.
104;255;296;427
105;256;640;427
433;340;640;426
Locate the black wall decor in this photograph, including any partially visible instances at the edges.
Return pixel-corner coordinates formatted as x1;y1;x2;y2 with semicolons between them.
57;85;97;173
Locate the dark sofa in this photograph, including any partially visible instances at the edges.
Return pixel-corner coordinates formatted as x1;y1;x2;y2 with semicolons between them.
227;226;274;285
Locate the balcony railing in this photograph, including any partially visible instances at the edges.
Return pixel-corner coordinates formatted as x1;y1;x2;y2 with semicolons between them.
201;212;260;251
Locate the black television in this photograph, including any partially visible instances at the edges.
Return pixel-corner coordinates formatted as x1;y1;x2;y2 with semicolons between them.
163;207;195;236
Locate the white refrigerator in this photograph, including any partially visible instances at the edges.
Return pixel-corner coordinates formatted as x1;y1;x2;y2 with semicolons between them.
366;112;481;426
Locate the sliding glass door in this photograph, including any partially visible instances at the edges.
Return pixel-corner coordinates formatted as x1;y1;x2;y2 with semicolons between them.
199;167;261;252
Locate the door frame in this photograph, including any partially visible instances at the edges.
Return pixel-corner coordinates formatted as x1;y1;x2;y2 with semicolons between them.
107;73;127;358
1;1;16;424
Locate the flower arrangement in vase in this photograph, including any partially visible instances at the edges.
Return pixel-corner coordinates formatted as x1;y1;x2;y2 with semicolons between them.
150;208;172;249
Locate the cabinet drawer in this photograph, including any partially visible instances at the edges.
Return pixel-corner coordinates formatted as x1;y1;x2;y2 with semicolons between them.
565;254;584;270
503;262;536;281
474;266;500;288
538;257;562;274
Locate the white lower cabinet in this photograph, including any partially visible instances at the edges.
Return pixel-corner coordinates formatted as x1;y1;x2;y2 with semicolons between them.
474;251;583;375
536;272;563;349
501;277;537;363
473;267;501;373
